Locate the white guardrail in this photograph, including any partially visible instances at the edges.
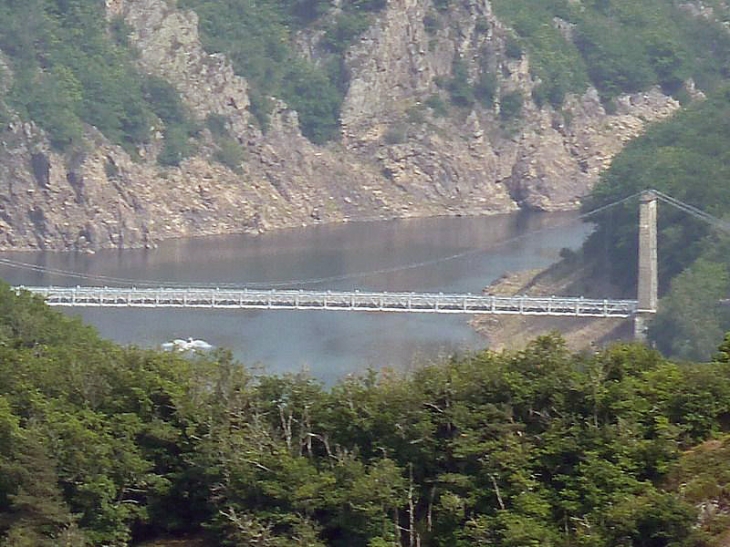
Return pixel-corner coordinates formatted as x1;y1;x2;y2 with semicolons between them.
17;286;639;318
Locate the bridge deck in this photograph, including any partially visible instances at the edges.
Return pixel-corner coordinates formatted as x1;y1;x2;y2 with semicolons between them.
18;286;639;318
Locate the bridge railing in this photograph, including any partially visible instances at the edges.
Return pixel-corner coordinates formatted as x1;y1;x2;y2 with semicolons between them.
17;286;639;318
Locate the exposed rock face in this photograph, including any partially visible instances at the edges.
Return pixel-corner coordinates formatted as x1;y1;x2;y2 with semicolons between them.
340;0;681;211
505;87;682;210
0;0;683;251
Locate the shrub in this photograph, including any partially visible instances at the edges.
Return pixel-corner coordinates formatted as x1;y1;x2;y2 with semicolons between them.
322;12;371;54
383;124;407;144
447;58;475;108
474;71;497;108
505;36;523;59
143;76;187;126
423;13;440;35
500;91;523;120
158;124;196;167
205;113;229;137
425;94;448;117
214;137;246;173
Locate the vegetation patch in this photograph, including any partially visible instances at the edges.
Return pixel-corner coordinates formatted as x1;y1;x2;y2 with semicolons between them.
2;283;730;544
180;0;387;145
490;0;730;106
584;86;730;360
0;1;157;151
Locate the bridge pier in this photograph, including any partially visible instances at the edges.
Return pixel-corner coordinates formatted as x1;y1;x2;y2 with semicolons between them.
634;190;658;341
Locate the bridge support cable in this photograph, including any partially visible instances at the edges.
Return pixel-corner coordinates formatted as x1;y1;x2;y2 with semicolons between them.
652;190;730;234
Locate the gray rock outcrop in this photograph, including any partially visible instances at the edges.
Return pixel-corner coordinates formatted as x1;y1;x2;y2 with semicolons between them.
0;0;683;251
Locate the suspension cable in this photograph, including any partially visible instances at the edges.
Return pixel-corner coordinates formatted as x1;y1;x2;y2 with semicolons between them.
652;190;730;233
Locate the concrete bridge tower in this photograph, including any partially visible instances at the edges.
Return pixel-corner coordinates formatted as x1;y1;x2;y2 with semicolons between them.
635;190;658;341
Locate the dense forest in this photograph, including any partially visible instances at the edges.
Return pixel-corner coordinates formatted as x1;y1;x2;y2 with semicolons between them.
2;283;730;546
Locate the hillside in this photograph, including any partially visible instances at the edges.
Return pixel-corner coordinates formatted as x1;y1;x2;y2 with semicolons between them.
576;85;730;361
2;0;726;250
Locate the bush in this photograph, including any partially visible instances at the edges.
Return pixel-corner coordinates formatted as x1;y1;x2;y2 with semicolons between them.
348;0;387;13
500;91;523;120
205;113;229;137
214;137;246;173
285;0;331;26
575;21;655;99
143;76;188;126
322;12;371;54
158;124;197;167
474;71;497;108
405;105;426;124
423;13;440;35
180;0;349;145
433;0;451;13
383;124;407;144
282;62;342;144
0;0;162;151
425;94;448;117
446;58;475;108
505;36;523;59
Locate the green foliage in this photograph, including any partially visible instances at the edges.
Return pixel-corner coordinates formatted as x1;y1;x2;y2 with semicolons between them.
445;58;475;108
650;260;730;361
491;0;730;107
474;71;497;108
0;0;205;160
158;124;197;167
323;12;372;54
383;124;407;145
283;0;331;26
3;280;730;545
205;114;246;172
205;113;229;137
142;76;200;166
504;36;523;60
425;94;448;117
323;14;365;54
667;434;730;542
432;0;452;13
282;61;342;144
583;87;730;339
490;0;588;108
0;0;159;150
180;0;349;144
500;91;523;120
143;77;187;128
440;59;497;110
214;138;246;174
423;13;440;35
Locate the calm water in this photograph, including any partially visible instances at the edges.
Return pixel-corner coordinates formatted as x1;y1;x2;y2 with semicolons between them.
0;213;591;382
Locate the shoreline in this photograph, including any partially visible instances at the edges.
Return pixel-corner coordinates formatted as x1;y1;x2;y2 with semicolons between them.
472;260;633;352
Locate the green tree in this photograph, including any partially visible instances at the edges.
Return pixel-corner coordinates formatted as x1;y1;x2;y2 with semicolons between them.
650;260;730;361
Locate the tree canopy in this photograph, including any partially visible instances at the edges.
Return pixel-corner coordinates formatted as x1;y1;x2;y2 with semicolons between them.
0;283;729;545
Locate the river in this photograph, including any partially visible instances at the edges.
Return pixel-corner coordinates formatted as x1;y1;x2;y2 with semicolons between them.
0;212;591;382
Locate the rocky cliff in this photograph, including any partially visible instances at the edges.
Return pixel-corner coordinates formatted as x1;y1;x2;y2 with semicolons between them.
0;0;684;251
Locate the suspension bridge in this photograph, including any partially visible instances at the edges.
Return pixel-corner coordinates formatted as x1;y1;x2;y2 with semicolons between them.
10;190;725;339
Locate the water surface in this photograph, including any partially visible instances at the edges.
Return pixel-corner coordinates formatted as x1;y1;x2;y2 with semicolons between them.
0;213;590;381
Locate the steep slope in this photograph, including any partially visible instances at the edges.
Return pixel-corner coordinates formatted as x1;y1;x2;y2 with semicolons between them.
0;0;686;250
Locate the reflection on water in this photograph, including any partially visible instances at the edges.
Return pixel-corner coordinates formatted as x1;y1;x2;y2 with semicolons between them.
0;212;591;382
